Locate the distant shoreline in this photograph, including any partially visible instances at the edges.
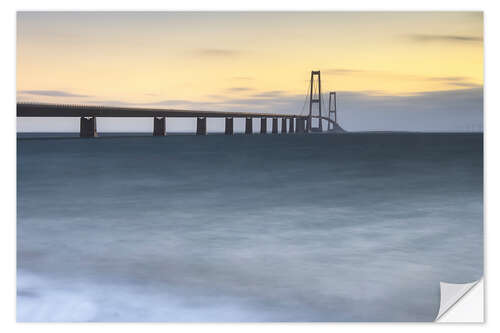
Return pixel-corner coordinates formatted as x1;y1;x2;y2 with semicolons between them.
17;131;484;135
16;131;484;141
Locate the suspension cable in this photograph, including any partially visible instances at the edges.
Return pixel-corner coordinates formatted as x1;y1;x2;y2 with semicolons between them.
300;79;310;116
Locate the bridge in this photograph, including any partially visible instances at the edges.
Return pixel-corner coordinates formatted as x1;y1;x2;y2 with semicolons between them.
16;71;343;137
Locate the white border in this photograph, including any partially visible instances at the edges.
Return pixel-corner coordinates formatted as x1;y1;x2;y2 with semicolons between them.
2;0;497;331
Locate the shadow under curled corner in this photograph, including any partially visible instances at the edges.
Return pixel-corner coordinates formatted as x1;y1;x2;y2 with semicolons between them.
435;278;484;322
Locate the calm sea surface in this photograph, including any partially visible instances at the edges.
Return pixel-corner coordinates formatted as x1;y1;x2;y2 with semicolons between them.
17;133;483;321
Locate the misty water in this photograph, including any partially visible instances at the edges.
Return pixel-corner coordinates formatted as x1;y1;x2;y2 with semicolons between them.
17;133;483;322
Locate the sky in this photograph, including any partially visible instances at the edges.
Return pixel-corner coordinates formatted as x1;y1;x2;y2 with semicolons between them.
16;12;483;132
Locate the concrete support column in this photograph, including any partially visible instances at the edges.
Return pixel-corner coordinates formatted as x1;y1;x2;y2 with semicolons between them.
260;118;267;134
272;118;278;134
296;118;305;133
80;117;97;138
281;118;287;134
196;117;207;135
245;117;253;135
289;118;295;133
153;117;166;136
225;117;234;135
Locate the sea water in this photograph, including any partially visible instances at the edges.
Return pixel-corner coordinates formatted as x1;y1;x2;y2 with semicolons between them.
16;133;483;321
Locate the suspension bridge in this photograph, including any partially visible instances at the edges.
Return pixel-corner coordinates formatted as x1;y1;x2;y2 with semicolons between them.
17;70;344;137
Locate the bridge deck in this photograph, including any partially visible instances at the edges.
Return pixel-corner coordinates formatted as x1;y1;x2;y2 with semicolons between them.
17;103;308;119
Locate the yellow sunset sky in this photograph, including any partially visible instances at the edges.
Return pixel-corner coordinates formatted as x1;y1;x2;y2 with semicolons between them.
17;12;483;105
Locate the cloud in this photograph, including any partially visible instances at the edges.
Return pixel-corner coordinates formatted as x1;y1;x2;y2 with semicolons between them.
86;87;481;112
85;100;135;107
193;48;242;57
426;76;469;82
19;90;90;98
447;82;482;88
334;87;483;131
226;87;253;92
323;69;366;75
406;34;482;43
324;68;417;80
144;99;194;106
425;76;482;88
323;69;482;89
338;88;483;110
325;69;468;81
222;96;299;107
250;90;288;98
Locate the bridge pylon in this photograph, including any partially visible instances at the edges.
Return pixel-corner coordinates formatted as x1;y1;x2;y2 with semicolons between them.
308;71;323;132
80;117;97;138
327;91;337;131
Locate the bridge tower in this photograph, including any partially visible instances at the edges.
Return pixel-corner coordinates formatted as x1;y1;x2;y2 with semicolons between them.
308;71;323;132
327;91;337;131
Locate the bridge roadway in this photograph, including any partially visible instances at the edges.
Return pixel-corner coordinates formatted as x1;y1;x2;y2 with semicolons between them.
17;103;309;119
17;103;313;137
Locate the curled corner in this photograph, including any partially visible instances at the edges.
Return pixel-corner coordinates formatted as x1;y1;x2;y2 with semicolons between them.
435;278;483;322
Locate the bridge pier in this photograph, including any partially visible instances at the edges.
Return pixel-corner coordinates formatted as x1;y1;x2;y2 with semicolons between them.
153;117;166;136
245;117;253;135
225;117;234;135
289;118;295;133
296;118;305;133
272;118;278;134
196;117;207;135
281;118;287;134
80;117;97;138
260;118;267;134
